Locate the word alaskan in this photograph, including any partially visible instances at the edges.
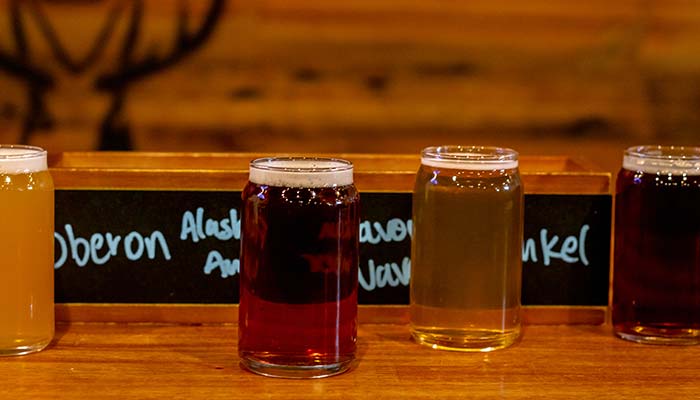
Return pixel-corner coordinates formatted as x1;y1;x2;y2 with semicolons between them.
180;207;241;278
180;207;240;243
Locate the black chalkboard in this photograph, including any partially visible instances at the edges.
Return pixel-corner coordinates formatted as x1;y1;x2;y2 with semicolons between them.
54;191;610;305
522;195;611;306
357;193;412;304
54;191;242;303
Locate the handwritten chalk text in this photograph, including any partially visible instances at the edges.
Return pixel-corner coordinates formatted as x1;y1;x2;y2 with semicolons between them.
360;219;412;244
522;224;590;266
180;208;241;243
54;224;172;269
203;250;240;278
359;257;411;291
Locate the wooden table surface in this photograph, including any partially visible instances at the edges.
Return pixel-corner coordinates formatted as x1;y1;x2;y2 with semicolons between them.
1;322;698;399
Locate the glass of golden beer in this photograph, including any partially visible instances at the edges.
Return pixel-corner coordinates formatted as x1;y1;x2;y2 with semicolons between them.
410;145;523;351
0;145;54;356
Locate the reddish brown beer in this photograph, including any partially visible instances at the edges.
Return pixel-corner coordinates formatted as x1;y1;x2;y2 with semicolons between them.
613;145;700;345
238;157;359;378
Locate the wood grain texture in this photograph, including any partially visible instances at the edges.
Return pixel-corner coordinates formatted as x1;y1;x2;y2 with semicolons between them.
0;0;698;163
49;152;610;193
0;322;697;399
54;304;607;326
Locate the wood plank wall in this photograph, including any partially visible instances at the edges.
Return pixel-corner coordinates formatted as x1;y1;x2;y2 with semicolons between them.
0;0;698;171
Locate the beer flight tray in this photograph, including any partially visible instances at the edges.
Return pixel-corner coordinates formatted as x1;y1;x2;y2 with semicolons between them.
48;152;611;325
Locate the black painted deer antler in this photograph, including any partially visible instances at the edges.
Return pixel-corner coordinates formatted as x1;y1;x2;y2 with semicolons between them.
26;0;126;74
0;0;54;141
0;0;128;140
94;0;225;149
0;0;225;149
96;0;225;90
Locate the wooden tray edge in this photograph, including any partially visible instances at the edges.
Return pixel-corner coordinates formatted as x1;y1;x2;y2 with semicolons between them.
55;304;606;325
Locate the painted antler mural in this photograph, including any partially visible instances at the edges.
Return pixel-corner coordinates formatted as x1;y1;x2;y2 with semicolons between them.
0;0;56;141
0;0;225;150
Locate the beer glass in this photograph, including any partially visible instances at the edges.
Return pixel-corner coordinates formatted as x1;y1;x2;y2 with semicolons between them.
410;146;523;351
239;157;359;378
613;145;700;345
0;145;54;356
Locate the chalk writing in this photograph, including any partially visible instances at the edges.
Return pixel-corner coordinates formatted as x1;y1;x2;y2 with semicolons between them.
359;257;411;291
180;207;241;243
522;224;590;266
49;190;610;305
360;218;413;244
54;224;171;269
203;250;240;278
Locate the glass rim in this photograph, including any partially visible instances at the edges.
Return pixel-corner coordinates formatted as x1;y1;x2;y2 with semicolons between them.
249;156;354;187
0;144;47;160
0;144;48;173
421;145;519;169
250;156;353;173
623;145;700;174
624;145;700;160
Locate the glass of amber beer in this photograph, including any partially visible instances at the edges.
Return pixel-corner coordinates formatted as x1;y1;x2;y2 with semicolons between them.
239;157;359;378
411;146;523;351
0;145;54;356
613;145;700;345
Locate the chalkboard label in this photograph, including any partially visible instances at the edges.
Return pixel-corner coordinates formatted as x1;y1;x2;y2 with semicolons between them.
522;195;611;306
54;191;610;305
357;193;412;304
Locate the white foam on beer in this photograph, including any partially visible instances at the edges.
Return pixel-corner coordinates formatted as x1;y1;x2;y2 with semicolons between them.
623;146;700;176
421;151;518;170
0;147;47;173
249;158;353;187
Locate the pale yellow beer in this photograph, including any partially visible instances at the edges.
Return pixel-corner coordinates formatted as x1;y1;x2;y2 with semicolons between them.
0;146;54;356
411;146;523;351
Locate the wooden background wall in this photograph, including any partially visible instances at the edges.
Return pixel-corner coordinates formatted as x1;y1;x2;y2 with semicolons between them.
0;0;699;171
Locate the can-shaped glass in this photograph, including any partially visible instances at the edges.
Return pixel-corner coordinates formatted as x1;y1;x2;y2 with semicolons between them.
0;145;54;356
613;145;700;345
239;157;359;378
410;146;523;351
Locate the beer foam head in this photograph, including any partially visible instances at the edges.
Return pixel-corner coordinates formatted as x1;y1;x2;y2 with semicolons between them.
0;145;48;174
623;145;700;175
249;157;354;187
421;145;519;170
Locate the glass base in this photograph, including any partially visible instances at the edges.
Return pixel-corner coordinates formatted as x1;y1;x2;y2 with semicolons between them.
0;338;52;357
239;354;354;379
615;324;700;345
411;327;520;352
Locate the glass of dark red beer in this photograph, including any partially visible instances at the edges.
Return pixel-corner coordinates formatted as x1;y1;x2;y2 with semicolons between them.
238;157;359;378
613;145;700;345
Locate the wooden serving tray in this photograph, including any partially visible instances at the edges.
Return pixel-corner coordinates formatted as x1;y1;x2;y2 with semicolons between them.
50;152;609;193
48;152;611;325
